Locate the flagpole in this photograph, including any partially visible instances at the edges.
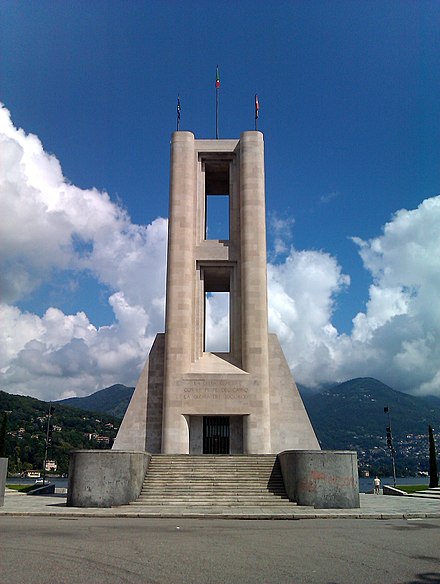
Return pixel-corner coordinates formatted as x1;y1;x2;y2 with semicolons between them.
177;96;181;131
216;88;219;139
215;65;220;139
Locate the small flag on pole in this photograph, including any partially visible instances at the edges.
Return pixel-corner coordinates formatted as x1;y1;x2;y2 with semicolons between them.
216;65;220;88
255;94;259;130
177;96;181;131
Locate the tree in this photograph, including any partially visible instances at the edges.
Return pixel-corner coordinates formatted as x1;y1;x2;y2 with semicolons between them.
0;412;7;457
428;425;439;489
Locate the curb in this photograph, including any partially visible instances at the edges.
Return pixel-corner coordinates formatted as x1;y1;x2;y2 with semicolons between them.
2;510;440;520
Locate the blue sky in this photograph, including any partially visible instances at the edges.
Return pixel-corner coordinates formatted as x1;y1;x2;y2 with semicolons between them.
1;1;440;400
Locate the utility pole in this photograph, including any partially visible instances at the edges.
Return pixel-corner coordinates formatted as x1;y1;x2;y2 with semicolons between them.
42;403;53;486
384;406;397;487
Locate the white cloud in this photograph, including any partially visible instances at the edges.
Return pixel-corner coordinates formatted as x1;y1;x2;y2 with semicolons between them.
0;104;167;400
319;191;340;204
268;249;350;387
1;103;440;400
267;195;440;395
205;292;229;352
267;212;295;259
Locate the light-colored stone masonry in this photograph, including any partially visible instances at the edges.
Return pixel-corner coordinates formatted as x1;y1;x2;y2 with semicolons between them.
113;131;319;454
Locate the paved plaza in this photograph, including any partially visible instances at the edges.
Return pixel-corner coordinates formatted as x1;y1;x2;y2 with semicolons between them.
2;488;440;519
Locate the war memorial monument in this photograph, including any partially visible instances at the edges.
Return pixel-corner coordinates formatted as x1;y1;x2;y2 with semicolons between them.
68;130;359;509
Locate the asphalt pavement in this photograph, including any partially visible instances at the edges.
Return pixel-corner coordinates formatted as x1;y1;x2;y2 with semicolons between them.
2;515;440;583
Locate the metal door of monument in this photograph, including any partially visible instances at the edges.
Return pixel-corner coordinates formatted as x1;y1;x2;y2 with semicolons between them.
203;416;230;454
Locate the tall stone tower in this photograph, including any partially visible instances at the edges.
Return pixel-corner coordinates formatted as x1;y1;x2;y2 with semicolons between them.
113;131;319;455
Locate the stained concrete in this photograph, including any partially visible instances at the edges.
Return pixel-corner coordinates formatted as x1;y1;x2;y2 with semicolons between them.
279;450;360;509
67;451;150;507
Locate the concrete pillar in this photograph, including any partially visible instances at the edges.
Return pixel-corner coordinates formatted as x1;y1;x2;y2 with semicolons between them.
162;132;196;453
240;131;271;452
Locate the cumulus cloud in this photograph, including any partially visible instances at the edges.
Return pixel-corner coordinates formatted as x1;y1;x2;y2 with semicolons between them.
0;104;167;399
1;103;440;400
267;196;440;396
268;249;350;386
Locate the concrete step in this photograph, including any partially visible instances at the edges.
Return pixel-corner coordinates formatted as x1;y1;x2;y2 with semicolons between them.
130;502;295;507
142;479;285;484
135;454;289;507
140;486;285;491
135;498;289;505
137;490;288;496
133;496;292;502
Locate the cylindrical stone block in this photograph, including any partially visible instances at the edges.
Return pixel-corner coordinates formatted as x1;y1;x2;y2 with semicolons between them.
67;450;150;508
279;450;360;509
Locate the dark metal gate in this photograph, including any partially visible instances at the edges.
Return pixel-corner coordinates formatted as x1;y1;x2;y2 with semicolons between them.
203;416;230;454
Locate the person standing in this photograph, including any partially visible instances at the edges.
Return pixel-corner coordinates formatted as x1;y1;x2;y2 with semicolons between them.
374;476;381;494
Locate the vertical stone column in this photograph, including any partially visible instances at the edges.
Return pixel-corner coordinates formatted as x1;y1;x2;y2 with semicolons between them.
240;131;271;452
162;132;196;453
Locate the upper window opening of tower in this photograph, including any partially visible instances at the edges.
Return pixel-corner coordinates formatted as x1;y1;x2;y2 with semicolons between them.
204;160;230;241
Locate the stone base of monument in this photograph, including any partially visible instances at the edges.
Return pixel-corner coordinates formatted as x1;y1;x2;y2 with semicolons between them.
278;450;360;509
0;457;8;507
67;450;150;508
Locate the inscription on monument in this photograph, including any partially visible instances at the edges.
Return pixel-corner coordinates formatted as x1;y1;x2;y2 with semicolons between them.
181;380;249;400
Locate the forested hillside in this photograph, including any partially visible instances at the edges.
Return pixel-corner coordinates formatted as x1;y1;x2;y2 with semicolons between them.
0;390;119;475
58;384;134;418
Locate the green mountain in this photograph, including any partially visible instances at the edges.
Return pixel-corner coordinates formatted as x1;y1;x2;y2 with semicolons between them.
301;377;440;476
2;377;439;478
0;390;120;475
57;384;134;418
301;377;440;448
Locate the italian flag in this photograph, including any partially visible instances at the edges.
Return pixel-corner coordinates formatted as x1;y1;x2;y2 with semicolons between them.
216;65;220;88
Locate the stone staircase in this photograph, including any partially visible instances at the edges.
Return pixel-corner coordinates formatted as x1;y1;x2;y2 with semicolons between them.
407;487;440;500
131;454;294;506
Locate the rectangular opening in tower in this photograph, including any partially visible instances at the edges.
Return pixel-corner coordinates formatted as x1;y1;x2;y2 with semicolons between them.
204;160;230;241
203;267;231;353
205;292;230;352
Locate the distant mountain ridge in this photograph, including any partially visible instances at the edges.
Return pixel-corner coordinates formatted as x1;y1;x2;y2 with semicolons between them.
57;377;440;451
57;384;134;418
300;377;440;449
3;377;439;476
56;378;440;446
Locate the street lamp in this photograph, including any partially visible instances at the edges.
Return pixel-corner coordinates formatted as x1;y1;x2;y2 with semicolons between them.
384;406;397;487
